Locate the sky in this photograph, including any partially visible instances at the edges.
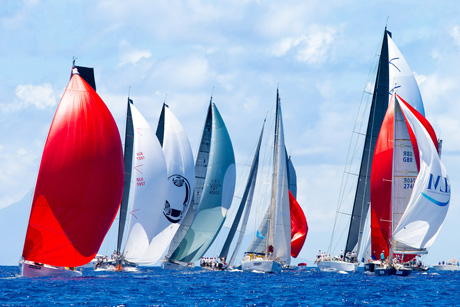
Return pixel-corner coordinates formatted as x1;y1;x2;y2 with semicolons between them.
1;0;460;266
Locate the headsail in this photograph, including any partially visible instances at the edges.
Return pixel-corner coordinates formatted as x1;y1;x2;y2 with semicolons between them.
289;191;307;258
22;69;124;267
393;96;450;250
169;101;236;263
122;103;168;264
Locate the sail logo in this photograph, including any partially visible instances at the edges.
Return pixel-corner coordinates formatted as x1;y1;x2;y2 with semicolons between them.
423;174;450;207
163;175;191;223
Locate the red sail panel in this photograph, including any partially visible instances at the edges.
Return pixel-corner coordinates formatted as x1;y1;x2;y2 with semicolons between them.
370;97;394;260
289;191;307;258
22;73;124;267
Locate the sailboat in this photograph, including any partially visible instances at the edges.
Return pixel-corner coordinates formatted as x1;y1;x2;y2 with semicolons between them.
20;64;124;277
162;97;236;270
242;89;294;273
318;27;426;273
372;95;449;276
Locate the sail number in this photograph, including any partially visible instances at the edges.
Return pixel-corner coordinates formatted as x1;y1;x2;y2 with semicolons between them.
137;177;145;186
136;152;145;161
403;177;415;189
402;151;413;163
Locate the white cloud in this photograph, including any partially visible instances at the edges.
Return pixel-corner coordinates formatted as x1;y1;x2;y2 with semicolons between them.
272;26;338;64
118;40;152;66
451;26;460;47
10;83;57;111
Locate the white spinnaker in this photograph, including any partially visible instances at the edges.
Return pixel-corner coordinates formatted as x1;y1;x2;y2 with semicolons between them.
123;104;168;264
142;106;195;264
393;98;450;249
387;34;425;116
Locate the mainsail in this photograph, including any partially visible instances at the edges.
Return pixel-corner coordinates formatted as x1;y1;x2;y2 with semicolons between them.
22;68;124;268
122;102;168;264
116;98;134;256
168;100;236;264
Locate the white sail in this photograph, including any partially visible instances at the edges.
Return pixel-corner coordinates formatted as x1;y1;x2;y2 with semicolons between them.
142;105;195;264
387;34;425;116
268;102;291;264
123;104;168;264
393;97;450;249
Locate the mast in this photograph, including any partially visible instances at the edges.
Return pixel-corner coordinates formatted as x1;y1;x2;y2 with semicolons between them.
219;122;265;260
117;98;134;256
344;28;391;256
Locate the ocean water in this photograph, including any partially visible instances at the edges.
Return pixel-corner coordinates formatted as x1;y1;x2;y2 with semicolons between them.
0;266;458;306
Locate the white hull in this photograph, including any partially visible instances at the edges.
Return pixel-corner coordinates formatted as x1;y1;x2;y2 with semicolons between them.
20;261;82;277
317;260;358;272
432;265;460;271
241;259;283;273
161;260;194;271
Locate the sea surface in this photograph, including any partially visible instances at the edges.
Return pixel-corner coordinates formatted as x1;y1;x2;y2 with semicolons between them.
0;265;458;306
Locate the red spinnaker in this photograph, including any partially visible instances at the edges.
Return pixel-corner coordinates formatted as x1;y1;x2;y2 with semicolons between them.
370;97;394;260
22;73;124;267
289;191;307;258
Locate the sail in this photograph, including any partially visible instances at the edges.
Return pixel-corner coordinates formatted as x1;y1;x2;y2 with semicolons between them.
289;191;307;258
287;156;297;198
286;156;307;258
170;102;236;263
22;71;124;267
387;34;425;116
345;29;427;255
220;123;264;261
117;98;134;255
166;104;213;259
370;96;395;259
267;91;291;264
393;96;450;249
122;103;168;264
138;104;196;263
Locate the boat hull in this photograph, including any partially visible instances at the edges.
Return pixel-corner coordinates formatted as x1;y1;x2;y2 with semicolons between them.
364;263;375;273
241;259;283;273
161;260;194;271
317;261;358;272
432;265;460;271
375;267;412;276
20;261;82;277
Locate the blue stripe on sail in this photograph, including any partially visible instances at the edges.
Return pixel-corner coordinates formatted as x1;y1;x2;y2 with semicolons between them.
421;192;449;207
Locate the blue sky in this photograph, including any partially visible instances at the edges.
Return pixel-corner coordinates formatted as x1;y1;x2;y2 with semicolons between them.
1;0;460;265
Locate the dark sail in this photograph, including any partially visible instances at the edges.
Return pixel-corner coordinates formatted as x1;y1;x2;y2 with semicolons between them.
219;123;264;259
156;103;167;147
117;98;135;254
344;29;391;255
74;65;96;91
